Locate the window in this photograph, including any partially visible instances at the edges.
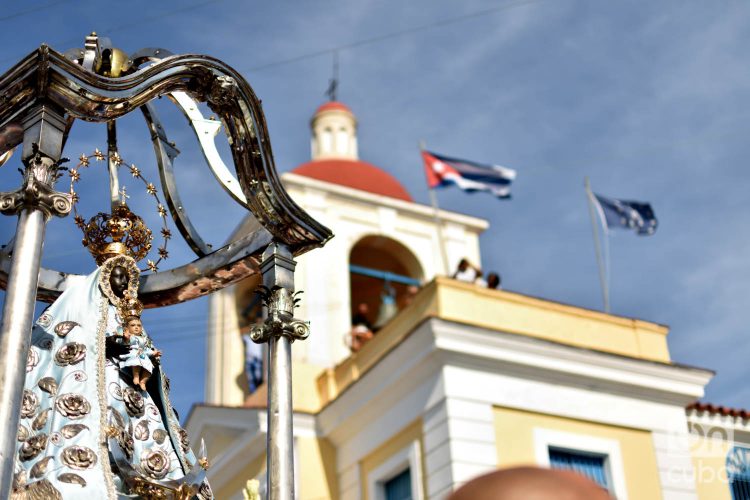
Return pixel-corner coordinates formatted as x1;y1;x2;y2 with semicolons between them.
384;468;412;500
549;448;610;491
727;446;750;500
533;428;627;499
367;440;424;500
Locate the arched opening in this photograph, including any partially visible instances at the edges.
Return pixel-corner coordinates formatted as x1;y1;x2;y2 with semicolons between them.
348;235;423;340
320;127;333;154
336;126;349;155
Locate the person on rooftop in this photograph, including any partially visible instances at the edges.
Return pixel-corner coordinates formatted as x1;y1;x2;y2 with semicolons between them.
453;258;482;283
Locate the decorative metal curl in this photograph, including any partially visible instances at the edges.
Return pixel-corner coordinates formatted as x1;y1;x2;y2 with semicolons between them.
0;39;332;307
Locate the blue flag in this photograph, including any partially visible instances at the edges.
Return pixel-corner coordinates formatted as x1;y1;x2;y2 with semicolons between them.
593;193;658;235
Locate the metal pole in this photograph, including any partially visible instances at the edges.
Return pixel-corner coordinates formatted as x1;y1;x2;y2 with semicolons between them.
250;243;310;500
420;141;451;275
107;120;121;208
0;208;46;495
584;177;610;313
0;104;70;497
267;334;294;500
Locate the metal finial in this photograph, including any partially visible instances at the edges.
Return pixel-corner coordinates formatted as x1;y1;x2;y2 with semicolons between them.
325;51;339;102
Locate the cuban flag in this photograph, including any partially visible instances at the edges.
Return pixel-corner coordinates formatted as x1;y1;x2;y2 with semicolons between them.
592;193;658;236
422;150;517;199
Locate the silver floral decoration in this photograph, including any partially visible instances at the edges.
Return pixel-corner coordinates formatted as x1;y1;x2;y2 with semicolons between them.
58;473;87;487
152;428;167;444
134;420;150;441
61;445;98;470
32;409;50;431
60;424;89;439
178;428;190;454
123;387;145;418
21;390;38;419
108;383;123;401
38;377;58;396
54;321;79;337
109;406;125;430
26;347;39;372
37;312;53;328
55;393;91;420
30;456;53;478
19;433;47;461
141;448;170;479
54;343;87;366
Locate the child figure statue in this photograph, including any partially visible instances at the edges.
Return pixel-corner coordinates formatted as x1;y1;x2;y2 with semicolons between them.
118;290;161;391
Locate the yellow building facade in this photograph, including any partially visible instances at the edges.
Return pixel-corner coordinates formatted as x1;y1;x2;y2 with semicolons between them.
186;102;749;500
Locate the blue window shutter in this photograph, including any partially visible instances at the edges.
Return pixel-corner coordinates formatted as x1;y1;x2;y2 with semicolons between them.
384;468;412;500
549;448;610;491
727;446;750;500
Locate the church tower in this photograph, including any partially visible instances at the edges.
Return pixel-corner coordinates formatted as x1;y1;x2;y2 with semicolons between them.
204;101;487;406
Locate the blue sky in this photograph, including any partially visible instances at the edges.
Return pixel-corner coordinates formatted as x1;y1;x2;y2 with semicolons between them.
0;0;748;419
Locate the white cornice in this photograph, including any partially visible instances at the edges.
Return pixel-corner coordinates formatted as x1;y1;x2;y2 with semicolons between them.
281;172;489;231
431;319;714;405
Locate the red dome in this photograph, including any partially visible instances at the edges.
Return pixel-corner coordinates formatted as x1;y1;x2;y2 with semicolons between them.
292;159;413;202
315;101;353;114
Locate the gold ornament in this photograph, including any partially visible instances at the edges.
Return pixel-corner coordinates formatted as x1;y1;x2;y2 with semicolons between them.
81;202;153;264
119;290;144;322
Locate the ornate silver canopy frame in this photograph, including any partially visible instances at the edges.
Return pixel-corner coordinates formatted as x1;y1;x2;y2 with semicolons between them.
0;34;331;499
0;37;330;306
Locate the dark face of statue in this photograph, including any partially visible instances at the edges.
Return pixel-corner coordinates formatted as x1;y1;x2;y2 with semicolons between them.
110;266;129;298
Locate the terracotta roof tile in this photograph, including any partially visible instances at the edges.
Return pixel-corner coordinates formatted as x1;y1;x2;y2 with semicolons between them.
687;402;750;419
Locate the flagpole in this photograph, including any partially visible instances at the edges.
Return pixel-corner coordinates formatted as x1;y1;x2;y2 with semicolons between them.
420;140;451;276
585;177;610;313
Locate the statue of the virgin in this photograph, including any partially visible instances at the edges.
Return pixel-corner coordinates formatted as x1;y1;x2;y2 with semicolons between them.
10;201;212;499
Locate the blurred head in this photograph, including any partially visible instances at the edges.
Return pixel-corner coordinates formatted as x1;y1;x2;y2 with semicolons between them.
457;258;469;271
448;467;611;500
487;272;501;289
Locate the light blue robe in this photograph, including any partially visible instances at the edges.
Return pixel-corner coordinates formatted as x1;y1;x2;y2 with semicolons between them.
11;263;211;499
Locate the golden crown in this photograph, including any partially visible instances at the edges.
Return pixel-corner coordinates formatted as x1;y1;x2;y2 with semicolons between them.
119;290;144;321
81;201;153;265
